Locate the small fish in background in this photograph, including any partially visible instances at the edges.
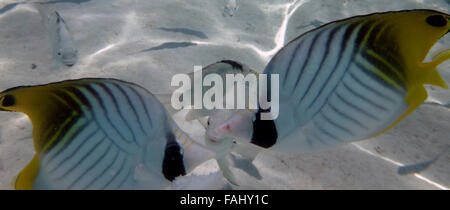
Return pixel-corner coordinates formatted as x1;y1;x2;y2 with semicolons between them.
158;27;208;39
156;60;259;123
223;0;238;17
398;146;449;175
139;42;197;53
36;4;78;68
185;60;259;122
0;78;259;189
210;10;450;156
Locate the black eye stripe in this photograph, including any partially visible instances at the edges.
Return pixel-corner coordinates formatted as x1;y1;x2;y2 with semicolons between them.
426;15;447;27
2;94;15;107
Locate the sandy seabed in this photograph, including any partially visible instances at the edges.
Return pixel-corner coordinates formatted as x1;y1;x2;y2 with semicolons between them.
0;0;448;189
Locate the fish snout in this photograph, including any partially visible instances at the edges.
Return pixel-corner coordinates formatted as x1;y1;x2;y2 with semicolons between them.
207;130;222;143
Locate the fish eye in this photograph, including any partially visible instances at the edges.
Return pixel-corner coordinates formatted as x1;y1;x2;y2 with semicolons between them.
57;52;62;56
1;94;15;107
426;15;447;27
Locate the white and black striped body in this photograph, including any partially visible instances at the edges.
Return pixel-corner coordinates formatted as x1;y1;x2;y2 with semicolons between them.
31;79;185;189
258;16;410;152
184;60;259;121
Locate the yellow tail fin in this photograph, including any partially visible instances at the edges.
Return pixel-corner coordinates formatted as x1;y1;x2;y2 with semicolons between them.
13;154;40;190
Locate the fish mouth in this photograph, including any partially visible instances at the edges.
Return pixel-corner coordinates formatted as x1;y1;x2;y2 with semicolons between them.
207;135;220;143
207;130;225;144
65;63;74;67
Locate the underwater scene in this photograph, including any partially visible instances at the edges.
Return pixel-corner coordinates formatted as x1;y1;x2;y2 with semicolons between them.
0;0;448;190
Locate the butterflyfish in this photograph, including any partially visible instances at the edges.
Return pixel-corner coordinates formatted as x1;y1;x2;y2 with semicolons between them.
0;78;258;189
212;10;450;154
156;60;259;124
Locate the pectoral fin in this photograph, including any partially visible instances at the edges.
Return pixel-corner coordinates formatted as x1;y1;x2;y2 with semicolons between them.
229;153;262;180
216;156;239;186
231;141;261;161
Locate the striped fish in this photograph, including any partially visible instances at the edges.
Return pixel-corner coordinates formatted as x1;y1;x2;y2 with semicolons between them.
0;78;255;189
157;60;259;123
212;10;450;154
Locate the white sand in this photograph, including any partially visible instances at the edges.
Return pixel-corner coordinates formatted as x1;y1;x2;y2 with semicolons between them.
0;0;448;189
